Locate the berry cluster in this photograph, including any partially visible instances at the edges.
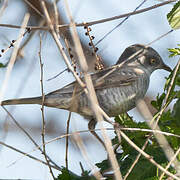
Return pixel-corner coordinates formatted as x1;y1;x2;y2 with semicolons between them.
84;24;104;71
0;27;31;58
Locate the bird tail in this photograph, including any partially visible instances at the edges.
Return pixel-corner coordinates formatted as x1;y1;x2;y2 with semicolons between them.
1;97;42;106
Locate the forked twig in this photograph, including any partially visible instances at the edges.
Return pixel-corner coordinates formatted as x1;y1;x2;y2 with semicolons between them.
137;99;180;178
39;34;55;179
0;140;60;171
119;129;180;180
40;1;86;89
33;127;180;149
123;134;153;180
24;0;44;18
159;147;180;179
1;106;60;170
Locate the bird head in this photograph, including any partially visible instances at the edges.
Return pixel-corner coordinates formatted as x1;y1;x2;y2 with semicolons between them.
117;44;172;73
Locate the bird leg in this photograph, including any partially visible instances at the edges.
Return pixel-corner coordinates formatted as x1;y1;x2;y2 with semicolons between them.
88;118;105;148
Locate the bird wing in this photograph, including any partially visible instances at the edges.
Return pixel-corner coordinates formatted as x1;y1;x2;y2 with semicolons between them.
92;67;138;90
47;66;138;96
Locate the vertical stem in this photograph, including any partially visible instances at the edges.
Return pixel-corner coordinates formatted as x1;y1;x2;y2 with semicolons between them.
39;34;55;179
65;112;71;169
64;1;122;179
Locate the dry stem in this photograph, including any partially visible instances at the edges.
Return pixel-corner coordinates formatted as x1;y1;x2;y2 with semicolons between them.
0;0;176;31
0;13;30;104
64;1;123;179
39;34;55;179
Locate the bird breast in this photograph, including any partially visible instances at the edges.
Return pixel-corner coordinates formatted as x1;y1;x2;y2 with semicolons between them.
77;72;150;118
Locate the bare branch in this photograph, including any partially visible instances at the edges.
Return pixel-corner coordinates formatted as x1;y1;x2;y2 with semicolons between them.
0;0;176;30
39;34;55;179
0;141;60;171
63;1;123;179
0;13;30;104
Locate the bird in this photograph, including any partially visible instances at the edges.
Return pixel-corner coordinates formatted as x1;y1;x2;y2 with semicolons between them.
1;44;172;146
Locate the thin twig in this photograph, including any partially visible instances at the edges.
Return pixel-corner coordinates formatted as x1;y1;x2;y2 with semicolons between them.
152;59;180;127
40;1;86;90
119;129;180;180
0;13;30;104
75;0;177;27
24;0;44;18
1;106;61;170
0;23;49;30
159;147;180;179
53;0;60;36
40;127;180;148
64;1;122;179
0;0;176;31
0;27;31;58
147;29;174;46
95;0;148;46
137;99;180;176
164;59;180;104
8;126;177;164
39;34;55;179
15;126;179;160
0;13;30;153
158;60;180;179
123;134;153;180
65;83;80;170
1;48;61;169
42;28;174;80
96;97;180;179
65;112;71;169
0;140;60;171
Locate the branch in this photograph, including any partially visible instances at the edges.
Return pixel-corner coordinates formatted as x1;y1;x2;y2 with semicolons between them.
119;129;180;180
39;34;55;179
0;140;60;171
0;0;176;30
64;0;123;179
0;13;30;104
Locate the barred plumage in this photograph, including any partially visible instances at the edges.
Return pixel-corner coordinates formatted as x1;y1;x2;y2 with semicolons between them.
1;44;172;146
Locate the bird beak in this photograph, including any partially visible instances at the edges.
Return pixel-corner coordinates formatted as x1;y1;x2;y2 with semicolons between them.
162;63;172;72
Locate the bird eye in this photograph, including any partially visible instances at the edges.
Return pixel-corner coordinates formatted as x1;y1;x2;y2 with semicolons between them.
150;58;156;64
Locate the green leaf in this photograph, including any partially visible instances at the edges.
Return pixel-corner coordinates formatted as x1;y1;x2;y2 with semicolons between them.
0;62;7;68
56;168;78;180
172;98;180;120
151;93;166;111
168;44;180;57
167;1;180;29
56;167;94;180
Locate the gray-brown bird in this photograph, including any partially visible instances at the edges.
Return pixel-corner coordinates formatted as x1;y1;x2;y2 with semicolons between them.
1;44;172;146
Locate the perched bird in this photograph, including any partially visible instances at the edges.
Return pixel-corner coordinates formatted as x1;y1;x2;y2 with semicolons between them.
1;44;172;146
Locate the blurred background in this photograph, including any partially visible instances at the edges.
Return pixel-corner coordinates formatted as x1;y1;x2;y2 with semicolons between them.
0;0;179;179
